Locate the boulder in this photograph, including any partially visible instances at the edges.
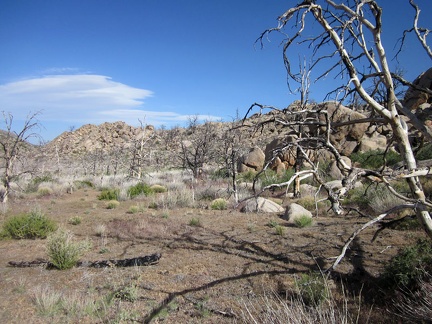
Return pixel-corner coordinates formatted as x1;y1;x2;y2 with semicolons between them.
403;67;432;111
241;197;285;213
358;134;387;152
327;156;352;180
283;203;313;223
238;147;265;172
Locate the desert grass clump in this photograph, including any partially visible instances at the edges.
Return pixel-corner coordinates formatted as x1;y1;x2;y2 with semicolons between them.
294;215;313;228
46;229;92;270
368;185;405;214
68;216;82;225
1;209;57;239
157;189;195;209
296;196;316;211
274;225;285;236
210;198;227;210
37;186;53;197
32;285;63;316
241;281;353;324
97;188;119;201
113;283;139;302
106;200;120;209
127;205;140;214
94;224;107;237
189;217;201;227
150;184;167;193
296;272;328;306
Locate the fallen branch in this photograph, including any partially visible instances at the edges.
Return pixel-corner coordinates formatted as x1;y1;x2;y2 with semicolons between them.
326;204;415;272
8;253;162;269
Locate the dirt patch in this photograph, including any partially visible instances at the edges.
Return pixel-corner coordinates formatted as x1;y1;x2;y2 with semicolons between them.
0;188;424;323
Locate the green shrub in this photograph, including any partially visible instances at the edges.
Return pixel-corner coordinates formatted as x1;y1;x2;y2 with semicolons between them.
416;143;432;161
210;198;227;210
2;210;57;239
260;169;296;188
127;182;153;198
296;272;328;306
150;184;167;193
27;174;54;192
381;238;432;289
212;167;230;179
351;149;401;169
74;180;94;188
238;170;257;182
97;188;119;201
294;215;313;228
46;229;92;270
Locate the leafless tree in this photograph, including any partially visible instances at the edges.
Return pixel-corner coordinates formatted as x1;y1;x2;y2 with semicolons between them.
0;111;42;204
129;118;155;179
248;0;432;270
179;116;219;179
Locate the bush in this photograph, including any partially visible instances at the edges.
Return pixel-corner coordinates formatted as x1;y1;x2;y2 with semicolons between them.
1;210;57;239
381;238;432;289
294;215;313;228
27;174;54;192
351;149;401;169
74;180;94;188
296;272;328;306
37;186;53;197
210;198;227;210
46;229;92;270
98;188;119;201
416;143;432;161
127;182;153;198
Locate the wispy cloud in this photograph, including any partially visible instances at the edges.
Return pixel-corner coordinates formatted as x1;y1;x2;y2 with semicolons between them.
0;74;220;136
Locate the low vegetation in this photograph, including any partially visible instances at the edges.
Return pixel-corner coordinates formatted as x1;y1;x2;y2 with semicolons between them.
46;229;92;270
1;209;57;239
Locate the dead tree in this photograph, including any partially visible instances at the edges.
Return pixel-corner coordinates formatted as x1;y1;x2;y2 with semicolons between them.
248;0;432;269
129;119;155;179
0;111;42;204
179;117;219;179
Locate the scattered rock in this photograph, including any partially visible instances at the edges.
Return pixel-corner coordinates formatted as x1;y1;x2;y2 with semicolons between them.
283;203;313;223
241;197;284;213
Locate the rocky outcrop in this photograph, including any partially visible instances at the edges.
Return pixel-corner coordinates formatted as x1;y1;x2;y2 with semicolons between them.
45;121;154;155
315;102;369;156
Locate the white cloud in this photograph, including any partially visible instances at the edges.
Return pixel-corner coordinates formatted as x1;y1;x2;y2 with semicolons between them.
0;74;153;119
0;73;222;140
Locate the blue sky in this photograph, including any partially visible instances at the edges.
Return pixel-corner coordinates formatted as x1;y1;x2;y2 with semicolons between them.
0;1;431;142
